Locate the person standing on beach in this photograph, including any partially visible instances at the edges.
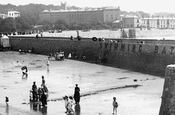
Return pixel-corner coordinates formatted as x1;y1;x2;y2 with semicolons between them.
5;96;9;106
112;97;118;115
32;82;37;101
21;66;28;75
41;76;45;86
74;84;80;104
68;96;75;114
46;58;50;71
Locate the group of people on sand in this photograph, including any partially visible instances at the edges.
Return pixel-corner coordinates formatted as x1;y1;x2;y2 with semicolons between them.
13;58;119;115
31;76;49;106
63;84;81;115
63;84;118;115
48;50;65;61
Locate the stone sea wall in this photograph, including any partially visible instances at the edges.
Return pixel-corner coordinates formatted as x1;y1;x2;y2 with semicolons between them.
9;36;175;77
9;37;101;61
100;42;175;76
159;65;175;115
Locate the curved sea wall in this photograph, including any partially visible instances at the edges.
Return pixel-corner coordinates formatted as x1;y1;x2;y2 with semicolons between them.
9;37;101;61
100;42;175;76
159;65;175;115
9;36;175;77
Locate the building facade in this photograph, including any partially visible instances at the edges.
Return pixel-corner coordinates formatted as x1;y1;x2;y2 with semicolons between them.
39;7;121;24
0;14;7;19
0;11;20;19
7;11;20;19
122;16;142;28
142;17;175;29
121;16;175;29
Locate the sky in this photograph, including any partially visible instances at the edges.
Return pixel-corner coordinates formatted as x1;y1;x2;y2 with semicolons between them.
1;0;175;13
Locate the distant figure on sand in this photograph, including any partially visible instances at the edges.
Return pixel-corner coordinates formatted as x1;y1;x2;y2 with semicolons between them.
21;66;28;75
32;81;37;101
68;96;75;114
63;96;69;114
41;76;45;86
63;96;74;114
68;53;72;59
5;96;9;106
74;84;80;104
46;59;49;71
112;97;118;115
48;53;53;60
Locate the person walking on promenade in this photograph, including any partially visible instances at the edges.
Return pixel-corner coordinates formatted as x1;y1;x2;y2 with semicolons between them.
112;97;118;115
74;84;80;104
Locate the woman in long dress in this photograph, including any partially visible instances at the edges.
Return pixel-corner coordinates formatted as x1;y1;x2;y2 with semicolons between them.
73;84;80;104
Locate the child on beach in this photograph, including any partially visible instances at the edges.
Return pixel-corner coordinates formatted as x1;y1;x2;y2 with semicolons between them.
21;66;28;75
63;96;69;114
68;96;75;114
113;97;118;115
63;96;75;115
41;76;45;86
5;96;9;106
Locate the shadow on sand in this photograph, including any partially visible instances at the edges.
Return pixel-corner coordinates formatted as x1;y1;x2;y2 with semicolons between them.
22;74;28;80
74;103;81;115
30;103;47;115
6;106;9;115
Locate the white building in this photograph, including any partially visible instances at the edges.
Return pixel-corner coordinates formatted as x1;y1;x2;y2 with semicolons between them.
142;17;175;29
121;15;175;29
0;13;7;19
121;15;142;28
7;11;20;19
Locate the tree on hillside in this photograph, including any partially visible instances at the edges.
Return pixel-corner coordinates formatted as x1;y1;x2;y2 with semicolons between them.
15;17;32;31
0;4;17;13
79;22;90;30
38;20;53;30
54;19;69;30
0;18;16;32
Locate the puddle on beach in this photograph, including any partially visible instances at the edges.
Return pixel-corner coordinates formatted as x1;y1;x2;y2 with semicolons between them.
30;62;36;65
118;77;128;80
3;70;13;73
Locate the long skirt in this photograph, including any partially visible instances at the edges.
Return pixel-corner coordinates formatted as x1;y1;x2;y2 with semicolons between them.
74;93;80;103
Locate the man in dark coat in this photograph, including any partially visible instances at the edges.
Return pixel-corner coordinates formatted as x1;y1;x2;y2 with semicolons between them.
32;81;37;101
74;84;80;104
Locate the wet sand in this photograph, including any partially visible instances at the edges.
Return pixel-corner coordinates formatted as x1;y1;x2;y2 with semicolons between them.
0;51;164;115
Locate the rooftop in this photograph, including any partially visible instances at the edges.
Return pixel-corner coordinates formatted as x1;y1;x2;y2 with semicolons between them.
42;7;120;13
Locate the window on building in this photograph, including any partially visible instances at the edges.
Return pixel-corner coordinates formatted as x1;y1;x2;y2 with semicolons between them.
111;15;113;19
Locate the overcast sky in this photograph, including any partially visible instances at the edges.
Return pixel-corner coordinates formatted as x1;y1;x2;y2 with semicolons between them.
1;0;174;13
